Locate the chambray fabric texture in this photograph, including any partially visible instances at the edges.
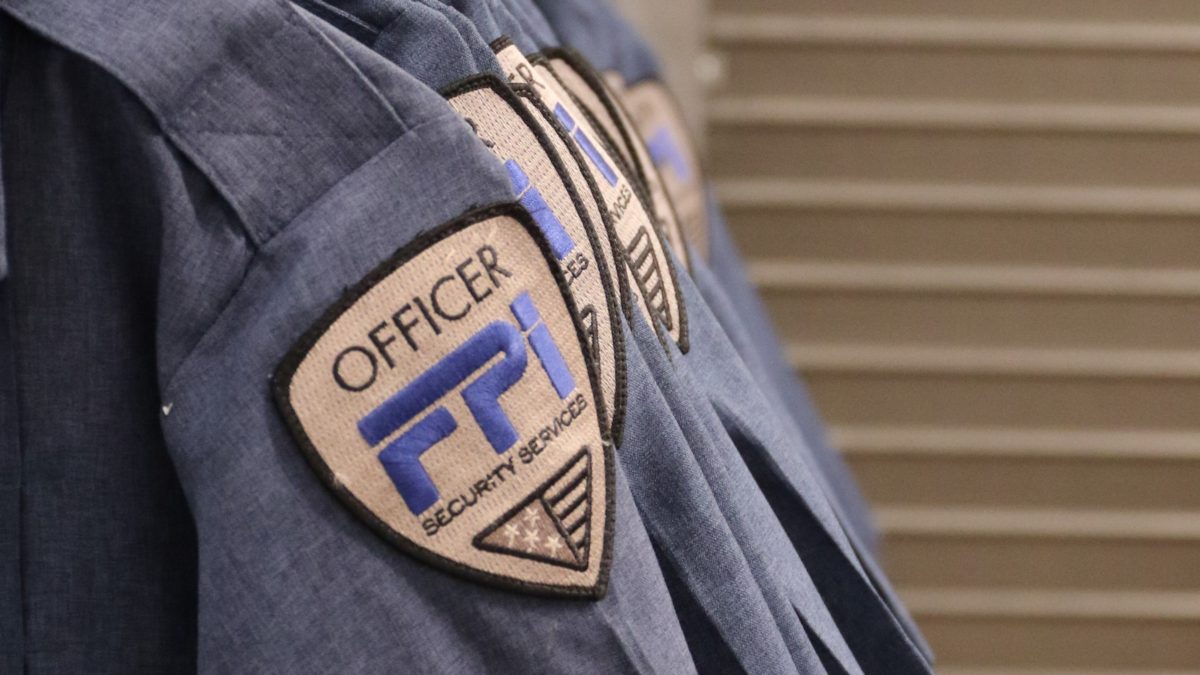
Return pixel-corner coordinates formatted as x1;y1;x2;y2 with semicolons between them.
0;20;200;672
308;1;933;672
2;0;703;672
304;2;835;671
521;0;933;663
0;0;927;673
528;0;933;662
529;0;884;563
409;1;932;672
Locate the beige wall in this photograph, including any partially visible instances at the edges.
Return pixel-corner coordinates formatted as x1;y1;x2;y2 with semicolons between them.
626;0;1200;671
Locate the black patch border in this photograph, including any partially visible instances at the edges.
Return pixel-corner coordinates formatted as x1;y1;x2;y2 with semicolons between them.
489;35;516;53
537;48;647;202
441;72;628;447
272;203;616;600
514;86;679;355
488;37;682;349
522;47;690;354
537;50;697;284
620;73;713;263
533;48;696;275
512;85;636;327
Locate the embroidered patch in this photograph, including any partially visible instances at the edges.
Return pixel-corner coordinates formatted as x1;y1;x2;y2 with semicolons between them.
545;58;633;178
620;78;711;262
539;48;693;271
490;37;689;354
443;75;627;445
273;205;613;598
509;85;634;320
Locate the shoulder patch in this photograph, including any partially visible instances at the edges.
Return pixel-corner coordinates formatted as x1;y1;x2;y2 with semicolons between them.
273;205;614;598
490;36;689;354
540;48;694;272
621;78;711;262
442;74;627;445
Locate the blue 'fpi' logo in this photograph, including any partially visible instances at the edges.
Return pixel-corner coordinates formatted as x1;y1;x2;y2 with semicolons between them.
356;292;575;514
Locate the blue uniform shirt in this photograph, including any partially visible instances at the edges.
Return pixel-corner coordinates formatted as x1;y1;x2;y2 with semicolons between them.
0;0;930;671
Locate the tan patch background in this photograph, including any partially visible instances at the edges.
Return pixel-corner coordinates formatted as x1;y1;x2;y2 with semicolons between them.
549;59;632;173
448;84;622;439
285;215;607;591
548;56;694;270
621;80;711;262
494;43;687;349
510;86;627;317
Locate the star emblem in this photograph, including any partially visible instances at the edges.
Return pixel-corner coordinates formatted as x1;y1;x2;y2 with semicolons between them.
545;535;563;558
523;505;540;525
522;527;541;552
503;523;520;546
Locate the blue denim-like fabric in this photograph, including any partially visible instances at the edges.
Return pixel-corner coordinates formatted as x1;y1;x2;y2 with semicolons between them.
170;23;697;671
701;207;936;667
523;0;931;646
483;0;932;668
527;0;658;84
0;20;17;672
673;263;933;674
0;19;202;672
494;0;556;49
332;0;858;669
341;2;831;670
0;0;928;671
528;0;936;662
525;0;884;564
369;1;932;672
0;0;703;671
537;1;934;665
0;18;7;282
0;292;17;675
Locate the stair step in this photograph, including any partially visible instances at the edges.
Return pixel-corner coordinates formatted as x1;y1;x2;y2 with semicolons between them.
882;528;1200;591
904;587;1200;621
879;506;1200;541
834;426;1200;460
711;15;1200;51
708;99;1200;186
902;587;1200;669
717;179;1200;217
941;669;1198;675
848;452;1200;510
710;1;1200;23
760;290;1200;351
916;611;1199;670
710;97;1200;134
805;372;1200;428
710;16;1200;103
789;344;1200;379
725;210;1200;270
751;260;1200;298
940;669;1198;675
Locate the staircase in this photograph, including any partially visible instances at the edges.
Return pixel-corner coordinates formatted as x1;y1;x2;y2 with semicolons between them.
708;1;1200;671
